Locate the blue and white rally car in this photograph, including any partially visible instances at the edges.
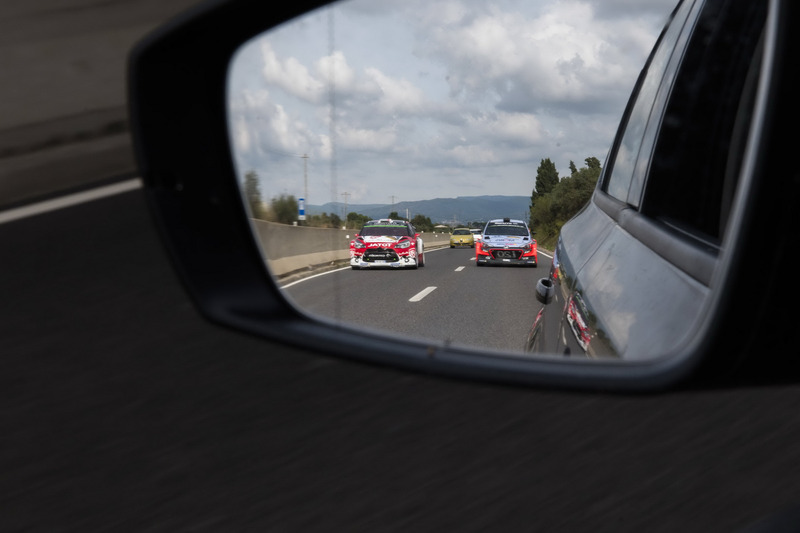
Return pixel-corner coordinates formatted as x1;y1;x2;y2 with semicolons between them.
349;219;425;269
475;218;537;267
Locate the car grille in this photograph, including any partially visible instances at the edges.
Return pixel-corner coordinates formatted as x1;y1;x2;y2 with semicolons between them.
489;249;522;260
363;249;400;262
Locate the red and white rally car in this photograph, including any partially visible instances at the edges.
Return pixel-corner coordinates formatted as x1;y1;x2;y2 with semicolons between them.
350;219;425;269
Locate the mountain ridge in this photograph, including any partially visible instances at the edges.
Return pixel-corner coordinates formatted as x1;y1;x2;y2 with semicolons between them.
307;195;530;225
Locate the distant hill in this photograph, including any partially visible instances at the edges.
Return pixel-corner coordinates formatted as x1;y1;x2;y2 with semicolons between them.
307;195;530;225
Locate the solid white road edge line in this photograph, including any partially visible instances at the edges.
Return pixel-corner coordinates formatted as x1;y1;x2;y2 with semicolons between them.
409;286;437;302
0;178;143;225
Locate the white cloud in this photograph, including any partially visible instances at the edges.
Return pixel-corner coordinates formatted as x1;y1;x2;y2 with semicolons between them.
260;41;325;103
337;125;398;152
364;67;426;115
229;0;676;204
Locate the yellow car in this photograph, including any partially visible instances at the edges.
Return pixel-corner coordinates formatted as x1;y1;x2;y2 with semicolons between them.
450;228;475;248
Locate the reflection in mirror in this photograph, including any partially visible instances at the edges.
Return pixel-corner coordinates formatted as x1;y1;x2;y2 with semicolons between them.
226;0;731;361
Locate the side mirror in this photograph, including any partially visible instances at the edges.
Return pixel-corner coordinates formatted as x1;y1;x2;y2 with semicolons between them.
129;0;800;391
535;278;554;305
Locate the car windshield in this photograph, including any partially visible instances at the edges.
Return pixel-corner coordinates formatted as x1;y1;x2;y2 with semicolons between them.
453;229;471;235
484;224;529;236
360;225;411;237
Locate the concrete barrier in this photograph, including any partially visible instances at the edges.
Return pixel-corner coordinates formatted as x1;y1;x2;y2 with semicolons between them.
251;219;452;280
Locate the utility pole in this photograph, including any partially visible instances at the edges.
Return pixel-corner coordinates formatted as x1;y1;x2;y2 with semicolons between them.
298;154;308;225
301;154;308;205
341;191;350;223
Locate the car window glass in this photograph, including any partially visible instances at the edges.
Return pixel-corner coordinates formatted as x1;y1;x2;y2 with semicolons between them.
361;225;410;237
603;0;696;204
484;224;528;236
640;0;768;245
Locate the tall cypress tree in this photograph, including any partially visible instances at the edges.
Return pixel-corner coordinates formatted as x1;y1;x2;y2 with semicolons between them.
529;158;559;227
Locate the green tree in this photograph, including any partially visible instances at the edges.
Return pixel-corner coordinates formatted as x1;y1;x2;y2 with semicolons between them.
346;212;370;229
388;211;401;220
410;214;433;232
529;157;601;249
585;156;601;171
307;212;342;228
529;158;560;227
569;160;578;175
269;194;299;225
243;170;265;219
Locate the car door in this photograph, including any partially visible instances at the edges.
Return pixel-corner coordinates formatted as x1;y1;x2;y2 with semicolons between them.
526;0;768;360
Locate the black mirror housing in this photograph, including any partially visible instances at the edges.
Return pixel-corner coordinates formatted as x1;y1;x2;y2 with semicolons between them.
129;0;800;391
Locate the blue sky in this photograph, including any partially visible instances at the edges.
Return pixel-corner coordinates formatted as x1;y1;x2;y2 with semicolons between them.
227;0;677;205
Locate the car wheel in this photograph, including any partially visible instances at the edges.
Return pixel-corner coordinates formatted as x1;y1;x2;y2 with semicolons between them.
419;253;425;267
351;265;360;270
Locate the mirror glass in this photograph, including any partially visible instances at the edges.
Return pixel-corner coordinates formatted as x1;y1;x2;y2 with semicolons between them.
226;0;697;360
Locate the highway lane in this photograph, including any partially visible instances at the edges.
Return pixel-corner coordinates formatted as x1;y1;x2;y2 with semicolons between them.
282;247;553;353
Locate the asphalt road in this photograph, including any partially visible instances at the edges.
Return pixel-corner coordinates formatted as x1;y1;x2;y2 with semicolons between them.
284;248;553;353
4;186;800;531
0;0;199;205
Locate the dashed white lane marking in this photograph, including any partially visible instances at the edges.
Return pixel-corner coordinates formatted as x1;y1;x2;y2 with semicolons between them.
455;266;465;272
409;286;437;302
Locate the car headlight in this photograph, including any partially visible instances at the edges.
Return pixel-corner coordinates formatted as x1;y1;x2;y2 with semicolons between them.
353;239;366;250
395;240;412;249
